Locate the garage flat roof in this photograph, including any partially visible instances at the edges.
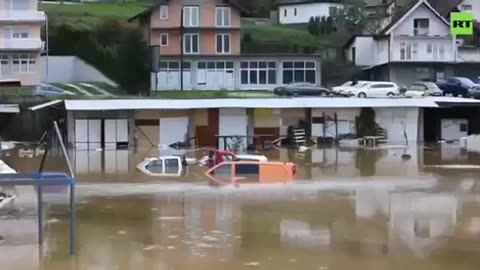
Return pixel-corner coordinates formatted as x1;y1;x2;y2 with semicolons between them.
65;97;440;111
0;104;20;113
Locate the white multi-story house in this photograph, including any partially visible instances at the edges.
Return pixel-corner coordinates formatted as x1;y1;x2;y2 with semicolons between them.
0;0;45;86
345;0;459;86
276;0;345;25
457;0;480;20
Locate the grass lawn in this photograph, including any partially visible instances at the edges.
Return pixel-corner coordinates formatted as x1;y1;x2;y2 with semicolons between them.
241;22;336;49
40;1;151;19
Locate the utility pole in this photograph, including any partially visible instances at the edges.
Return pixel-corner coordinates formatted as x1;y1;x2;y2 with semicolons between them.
180;7;184;91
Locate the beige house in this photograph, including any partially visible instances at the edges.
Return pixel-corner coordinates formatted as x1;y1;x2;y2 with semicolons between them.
0;0;45;86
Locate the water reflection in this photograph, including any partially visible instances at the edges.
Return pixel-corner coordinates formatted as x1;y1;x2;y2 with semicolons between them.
2;144;480;269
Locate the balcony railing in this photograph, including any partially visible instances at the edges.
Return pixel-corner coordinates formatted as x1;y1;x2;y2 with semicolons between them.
0;39;43;50
0;11;45;22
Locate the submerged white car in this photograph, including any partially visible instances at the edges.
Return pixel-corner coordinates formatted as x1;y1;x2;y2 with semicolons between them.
137;156;185;177
348;81;400;98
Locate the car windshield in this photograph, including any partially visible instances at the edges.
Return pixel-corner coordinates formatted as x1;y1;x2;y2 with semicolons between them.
408;84;426;91
457;77;475;87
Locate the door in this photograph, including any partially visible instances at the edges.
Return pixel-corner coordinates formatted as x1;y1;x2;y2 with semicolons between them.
441;119;468;141
104;119;117;149
207;70;216;89
74;120;88;150
87;120;102;149
159;117;189;147
219;109;248;151
226;70;235;90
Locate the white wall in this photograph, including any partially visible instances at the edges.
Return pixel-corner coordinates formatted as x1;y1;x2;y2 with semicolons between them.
40;56;117;86
392;4;450;37
278;3;343;24
346;36;376;66
457;0;480;21
375;107;419;144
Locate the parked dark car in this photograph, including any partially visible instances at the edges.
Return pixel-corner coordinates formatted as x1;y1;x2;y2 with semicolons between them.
437;77;480;97
274;83;332;97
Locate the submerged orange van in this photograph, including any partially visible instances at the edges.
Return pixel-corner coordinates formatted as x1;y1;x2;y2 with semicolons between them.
205;161;296;186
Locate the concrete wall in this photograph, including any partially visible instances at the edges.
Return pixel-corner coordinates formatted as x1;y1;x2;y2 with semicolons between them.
40;56;117;86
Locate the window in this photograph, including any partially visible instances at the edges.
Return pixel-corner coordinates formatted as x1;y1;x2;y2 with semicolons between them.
240;61;277;85
6;27;28;39
216;7;231;27
294;8;297;16
370;84;395;88
282;61;316;84
216;34;230;54
427;43;432;54
11;54;35;73
160;33;168;46
197;61;234;87
460;123;468;132
439;44;445;60
412;43;418;59
329;6;337;16
0;55;10;76
416;67;430;80
462;4;472;11
183;6;199;27
184;34;199;54
7;0;29;10
284;8;287;17
400;43;406;60
413;18;429;36
160;5;168;20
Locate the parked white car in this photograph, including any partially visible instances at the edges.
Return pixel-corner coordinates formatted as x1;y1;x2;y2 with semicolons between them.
348;82;400;98
404;82;443;97
332;81;370;95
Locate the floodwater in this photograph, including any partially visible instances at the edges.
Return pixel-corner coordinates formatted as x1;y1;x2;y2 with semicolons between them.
2;144;480;270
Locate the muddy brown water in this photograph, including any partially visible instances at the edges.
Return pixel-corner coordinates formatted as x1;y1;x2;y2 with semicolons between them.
1;144;480;270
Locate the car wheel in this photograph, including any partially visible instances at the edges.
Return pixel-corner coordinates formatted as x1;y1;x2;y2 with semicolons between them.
319;91;328;97
358;92;367;98
387;92;395;97
453;93;458;97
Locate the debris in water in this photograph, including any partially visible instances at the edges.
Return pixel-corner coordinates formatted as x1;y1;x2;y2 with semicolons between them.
202;235;218;241
47;218;60;224
151;208;159;211
182;241;192;245
219;259;227;262
244;262;260;267
157;216;184;220
168;235;179;239
117;231;127;235
268;257;273;260
143;245;159;251
196;243;214;248
318;266;329;270
167;246;176;250
211;230;223;234
234;235;242;239
80;201;88;205
105;205;113;209
289;259;297;263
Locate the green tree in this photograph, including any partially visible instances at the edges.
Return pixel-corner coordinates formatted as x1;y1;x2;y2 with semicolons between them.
116;29;150;95
356;108;380;137
320;16;327;34
308;16;319;35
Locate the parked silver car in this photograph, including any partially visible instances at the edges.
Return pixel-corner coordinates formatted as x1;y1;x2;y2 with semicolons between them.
274;83;332;97
404;82;443;97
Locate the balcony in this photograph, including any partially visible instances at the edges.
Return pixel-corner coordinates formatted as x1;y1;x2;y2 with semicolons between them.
0;11;45;23
0;39;43;50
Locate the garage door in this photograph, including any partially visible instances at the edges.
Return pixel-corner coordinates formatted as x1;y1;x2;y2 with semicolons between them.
159;117;189;147
104;119;129;150
219;109;248;151
74;119;101;150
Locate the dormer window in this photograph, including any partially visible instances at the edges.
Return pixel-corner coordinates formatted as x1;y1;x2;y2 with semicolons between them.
462;4;472;11
414;18;429;36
